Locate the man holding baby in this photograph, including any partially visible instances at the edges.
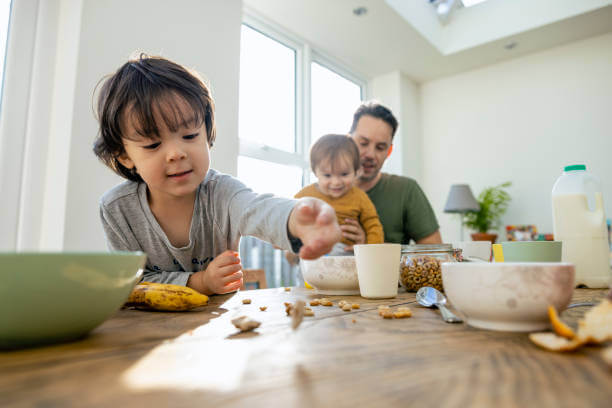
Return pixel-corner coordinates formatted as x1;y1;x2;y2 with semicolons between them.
341;101;442;247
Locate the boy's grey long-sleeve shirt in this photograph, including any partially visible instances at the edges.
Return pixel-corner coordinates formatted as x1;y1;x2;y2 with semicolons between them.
100;169;296;286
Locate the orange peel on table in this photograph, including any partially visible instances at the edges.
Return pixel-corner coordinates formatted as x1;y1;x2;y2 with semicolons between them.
530;299;612;352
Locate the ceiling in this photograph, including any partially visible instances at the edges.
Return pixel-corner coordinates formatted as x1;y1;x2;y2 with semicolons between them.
243;0;612;83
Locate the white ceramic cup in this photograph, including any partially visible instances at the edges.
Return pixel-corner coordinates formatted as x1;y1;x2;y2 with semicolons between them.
354;244;402;299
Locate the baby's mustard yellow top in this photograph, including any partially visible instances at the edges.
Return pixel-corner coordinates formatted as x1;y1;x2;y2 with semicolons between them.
295;184;384;245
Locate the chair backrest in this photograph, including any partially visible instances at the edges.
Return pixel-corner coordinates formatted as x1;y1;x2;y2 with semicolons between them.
241;268;267;290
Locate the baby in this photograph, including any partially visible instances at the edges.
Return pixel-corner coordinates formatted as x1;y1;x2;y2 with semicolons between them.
93;54;341;295
295;134;383;253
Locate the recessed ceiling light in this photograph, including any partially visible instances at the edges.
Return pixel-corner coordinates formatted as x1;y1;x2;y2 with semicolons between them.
461;0;489;7
353;7;368;16
504;41;518;50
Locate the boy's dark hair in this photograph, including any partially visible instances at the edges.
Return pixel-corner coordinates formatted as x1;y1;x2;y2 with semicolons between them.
93;54;215;182
310;134;360;173
349;100;398;139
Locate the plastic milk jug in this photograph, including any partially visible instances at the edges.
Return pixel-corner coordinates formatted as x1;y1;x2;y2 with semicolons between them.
552;164;610;288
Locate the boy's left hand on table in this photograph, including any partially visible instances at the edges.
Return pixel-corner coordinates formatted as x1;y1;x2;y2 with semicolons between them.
289;198;341;260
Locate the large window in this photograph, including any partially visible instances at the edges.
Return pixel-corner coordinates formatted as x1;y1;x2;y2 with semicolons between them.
0;0;10;108
238;15;365;287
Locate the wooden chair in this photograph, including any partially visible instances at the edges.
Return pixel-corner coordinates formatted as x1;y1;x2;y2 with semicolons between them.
241;268;268;290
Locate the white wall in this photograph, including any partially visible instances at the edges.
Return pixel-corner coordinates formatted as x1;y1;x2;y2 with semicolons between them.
370;71;422;183
13;0;242;251
421;32;612;243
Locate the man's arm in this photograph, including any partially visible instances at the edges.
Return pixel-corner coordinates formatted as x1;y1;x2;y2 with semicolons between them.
415;230;442;244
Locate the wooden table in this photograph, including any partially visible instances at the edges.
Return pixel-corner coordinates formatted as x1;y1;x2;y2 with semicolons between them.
1;288;610;408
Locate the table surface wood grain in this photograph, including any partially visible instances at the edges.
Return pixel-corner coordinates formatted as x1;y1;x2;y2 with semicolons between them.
1;288;610;408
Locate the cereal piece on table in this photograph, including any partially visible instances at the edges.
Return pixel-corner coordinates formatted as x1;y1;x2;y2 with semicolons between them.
342;304;352;312
284;287;291;292
351;303;360;309
259;306;267;311
309;299;320;307
231;316;261;332
242;299;251;304
382;310;394;319
338;300;347;308
321;300;333;307
393;310;412;318
304;309;314;317
352;319;356;323
378;305;390;316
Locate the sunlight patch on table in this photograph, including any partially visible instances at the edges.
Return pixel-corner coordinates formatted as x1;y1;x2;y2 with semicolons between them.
121;338;250;392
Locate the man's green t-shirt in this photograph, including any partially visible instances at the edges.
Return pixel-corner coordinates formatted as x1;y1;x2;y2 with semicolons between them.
366;173;439;244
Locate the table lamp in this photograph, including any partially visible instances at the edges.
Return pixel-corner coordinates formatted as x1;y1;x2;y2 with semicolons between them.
444;184;480;240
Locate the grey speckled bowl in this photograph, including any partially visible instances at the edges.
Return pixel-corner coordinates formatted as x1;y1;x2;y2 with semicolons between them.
301;256;359;295
0;252;146;348
442;262;575;332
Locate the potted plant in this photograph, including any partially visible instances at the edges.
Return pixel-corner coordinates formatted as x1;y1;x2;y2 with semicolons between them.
462;182;512;243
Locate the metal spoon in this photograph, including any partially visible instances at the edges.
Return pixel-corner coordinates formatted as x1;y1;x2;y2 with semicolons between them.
416;286;463;323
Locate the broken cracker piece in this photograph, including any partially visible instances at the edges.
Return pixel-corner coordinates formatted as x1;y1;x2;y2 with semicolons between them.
547;305;575;340
529;332;586;352
291;300;306;330
576;299;612;344
231;316;261;332
602;346;612;367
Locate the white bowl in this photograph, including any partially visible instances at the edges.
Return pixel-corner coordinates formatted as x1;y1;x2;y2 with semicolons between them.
300;256;359;295
441;262;575;332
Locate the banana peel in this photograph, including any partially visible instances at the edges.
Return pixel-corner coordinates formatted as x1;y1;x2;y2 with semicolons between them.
125;282;208;311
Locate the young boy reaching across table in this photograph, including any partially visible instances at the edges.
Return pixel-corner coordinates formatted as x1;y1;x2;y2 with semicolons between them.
93;54;341;295
295;134;383;254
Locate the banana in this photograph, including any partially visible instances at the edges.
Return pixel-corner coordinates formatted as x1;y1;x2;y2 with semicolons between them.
125;282;208;311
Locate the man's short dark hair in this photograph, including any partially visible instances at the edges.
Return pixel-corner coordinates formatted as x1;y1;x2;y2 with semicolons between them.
349;101;398;139
93;54;215;182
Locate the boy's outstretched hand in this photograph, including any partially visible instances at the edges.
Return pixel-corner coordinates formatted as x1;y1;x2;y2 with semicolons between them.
187;250;243;295
288;198;341;260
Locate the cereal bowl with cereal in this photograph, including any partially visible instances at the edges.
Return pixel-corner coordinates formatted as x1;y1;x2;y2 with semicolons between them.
300;255;359;295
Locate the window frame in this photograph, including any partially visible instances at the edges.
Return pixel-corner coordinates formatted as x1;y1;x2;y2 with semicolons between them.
239;9;367;187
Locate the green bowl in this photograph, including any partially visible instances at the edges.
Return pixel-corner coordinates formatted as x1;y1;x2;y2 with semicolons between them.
0;252;146;349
